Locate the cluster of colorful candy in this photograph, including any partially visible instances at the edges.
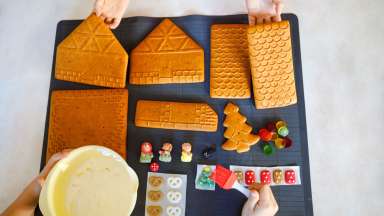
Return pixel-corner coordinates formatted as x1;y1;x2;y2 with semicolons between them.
258;120;293;156
140;142;193;172
196;166;215;190
235;169;296;185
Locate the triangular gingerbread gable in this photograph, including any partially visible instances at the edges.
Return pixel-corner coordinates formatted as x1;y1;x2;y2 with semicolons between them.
55;14;128;88
59;14;126;55
133;19;202;53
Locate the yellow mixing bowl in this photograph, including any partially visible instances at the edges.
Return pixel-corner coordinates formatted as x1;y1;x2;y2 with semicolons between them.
39;145;139;216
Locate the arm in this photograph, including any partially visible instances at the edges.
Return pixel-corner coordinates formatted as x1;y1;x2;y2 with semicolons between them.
1;150;70;216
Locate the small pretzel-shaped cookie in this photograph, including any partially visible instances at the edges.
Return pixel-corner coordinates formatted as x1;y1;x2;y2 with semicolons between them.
167;177;182;189
166;206;182;216
166;191;182;204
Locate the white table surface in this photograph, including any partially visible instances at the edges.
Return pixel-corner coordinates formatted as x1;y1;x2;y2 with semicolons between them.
1;0;383;215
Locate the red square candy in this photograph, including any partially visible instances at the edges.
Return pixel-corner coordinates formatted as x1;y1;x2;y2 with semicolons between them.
260;170;271;184
285;169;296;184
245;170;256;185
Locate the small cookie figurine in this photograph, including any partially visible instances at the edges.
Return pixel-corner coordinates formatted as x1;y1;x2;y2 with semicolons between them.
148;190;163;202
181;142;193;162
149;176;164;188
159;142;172;162
140;142;154;163
146;206;162;216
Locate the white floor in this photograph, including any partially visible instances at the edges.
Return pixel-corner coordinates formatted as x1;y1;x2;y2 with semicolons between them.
0;0;383;215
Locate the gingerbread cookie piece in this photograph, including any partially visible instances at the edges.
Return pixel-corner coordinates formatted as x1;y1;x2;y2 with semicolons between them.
210;24;251;98
46;89;127;162
146;206;163;216
248;21;297;109
130;19;204;85
135;100;218;132
149;176;164;188
166;206;182;216
222;102;260;153
148;190;163;202
55;14;128;88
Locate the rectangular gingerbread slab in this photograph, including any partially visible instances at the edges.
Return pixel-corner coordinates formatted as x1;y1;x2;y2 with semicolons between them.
41;14;313;216
248;21;298;109
135;100;218;132
47;89;128;160
210;24;252;98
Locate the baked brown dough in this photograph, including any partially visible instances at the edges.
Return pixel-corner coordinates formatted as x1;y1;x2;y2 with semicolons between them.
222;102;260;153
135;100;217;132
130;19;204;84
55;14;128;88
46;89;128;162
248;21;297;109
210;24;251;98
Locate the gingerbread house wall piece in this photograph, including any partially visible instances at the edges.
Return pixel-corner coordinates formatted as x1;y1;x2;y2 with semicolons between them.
130;19;205;85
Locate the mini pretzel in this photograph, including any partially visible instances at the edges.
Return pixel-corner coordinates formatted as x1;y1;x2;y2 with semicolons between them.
166;206;182;216
166;191;182;204
167;177;182;189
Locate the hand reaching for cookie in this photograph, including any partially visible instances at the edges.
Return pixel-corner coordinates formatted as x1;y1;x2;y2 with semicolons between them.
94;0;130;29
246;0;283;25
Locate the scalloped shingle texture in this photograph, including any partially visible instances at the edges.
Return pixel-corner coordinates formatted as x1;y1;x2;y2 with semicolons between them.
248;21;297;109
210;24;251;98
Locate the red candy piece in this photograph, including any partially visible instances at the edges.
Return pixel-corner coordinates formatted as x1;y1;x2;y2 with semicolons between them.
285;169;296;184
266;122;276;132
245;170;256;185
260;170;271;184
149;162;159;172
259;129;272;141
284;137;293;148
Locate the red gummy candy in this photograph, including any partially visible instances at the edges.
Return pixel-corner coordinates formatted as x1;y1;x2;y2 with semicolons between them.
259;129;272;141
260;170;271;184
149;162;159;172
285;169;296;184
266;122;276;132
245;170;256;185
284;137;293;148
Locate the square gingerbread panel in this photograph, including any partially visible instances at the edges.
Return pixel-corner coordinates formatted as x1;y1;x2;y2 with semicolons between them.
46;89;128;161
210;24;251;99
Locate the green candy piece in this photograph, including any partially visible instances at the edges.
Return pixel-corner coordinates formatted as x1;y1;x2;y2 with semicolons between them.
277;126;289;137
263;143;275;156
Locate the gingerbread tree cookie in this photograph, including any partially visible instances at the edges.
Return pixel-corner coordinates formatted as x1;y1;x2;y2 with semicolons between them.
222;102;260;153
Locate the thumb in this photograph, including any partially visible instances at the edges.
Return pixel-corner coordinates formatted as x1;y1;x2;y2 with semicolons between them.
243;191;260;211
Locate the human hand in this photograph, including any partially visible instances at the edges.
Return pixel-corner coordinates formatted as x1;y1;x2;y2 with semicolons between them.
241;184;278;216
246;0;283;25
94;0;130;29
1;150;71;216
